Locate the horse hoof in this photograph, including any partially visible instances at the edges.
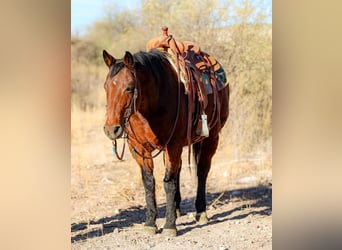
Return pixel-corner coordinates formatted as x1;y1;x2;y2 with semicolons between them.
176;209;181;218
143;225;157;235
162;228;177;237
196;212;209;224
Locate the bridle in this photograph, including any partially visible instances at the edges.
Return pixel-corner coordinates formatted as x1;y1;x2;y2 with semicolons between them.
111;61;181;161
122;69;139;128
111;67;138;160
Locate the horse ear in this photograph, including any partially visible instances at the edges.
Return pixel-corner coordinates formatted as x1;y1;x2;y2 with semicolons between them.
103;50;115;67
123;51;135;68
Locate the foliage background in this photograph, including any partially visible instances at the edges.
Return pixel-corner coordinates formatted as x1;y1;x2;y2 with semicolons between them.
71;0;272;163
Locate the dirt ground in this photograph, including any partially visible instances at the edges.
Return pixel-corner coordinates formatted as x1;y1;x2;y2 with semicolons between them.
71;114;272;249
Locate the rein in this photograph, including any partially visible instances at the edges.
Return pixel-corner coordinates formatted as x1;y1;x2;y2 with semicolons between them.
112;62;181;161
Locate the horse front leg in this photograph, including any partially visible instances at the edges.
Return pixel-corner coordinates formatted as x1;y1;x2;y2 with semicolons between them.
141;166;158;234
130;142;158;234
162;146;182;237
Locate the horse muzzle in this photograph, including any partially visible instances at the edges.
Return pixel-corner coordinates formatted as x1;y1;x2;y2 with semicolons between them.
103;125;123;140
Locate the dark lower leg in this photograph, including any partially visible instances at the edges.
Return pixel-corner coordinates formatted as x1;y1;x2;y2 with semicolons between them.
163;169;177;229
141;168;157;227
195;173;207;213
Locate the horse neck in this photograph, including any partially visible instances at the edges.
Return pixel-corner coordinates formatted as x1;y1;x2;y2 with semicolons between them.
135;69;160;117
137;64;177;118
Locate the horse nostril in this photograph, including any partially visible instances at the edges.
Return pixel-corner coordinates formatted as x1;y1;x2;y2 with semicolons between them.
113;125;121;135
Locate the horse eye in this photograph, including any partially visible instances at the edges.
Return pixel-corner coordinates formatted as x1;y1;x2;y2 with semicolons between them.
125;86;134;93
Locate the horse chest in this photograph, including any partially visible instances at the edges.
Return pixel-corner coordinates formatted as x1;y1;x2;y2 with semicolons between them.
127;113;162;152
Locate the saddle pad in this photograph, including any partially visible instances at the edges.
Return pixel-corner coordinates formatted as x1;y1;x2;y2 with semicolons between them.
201;66;228;95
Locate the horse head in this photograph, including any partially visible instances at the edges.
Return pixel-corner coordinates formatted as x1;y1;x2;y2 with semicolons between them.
102;50;138;140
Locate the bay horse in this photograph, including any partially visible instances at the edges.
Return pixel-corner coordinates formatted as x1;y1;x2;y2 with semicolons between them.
102;48;229;236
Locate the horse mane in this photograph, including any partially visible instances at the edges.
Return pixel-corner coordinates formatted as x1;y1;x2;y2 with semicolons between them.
134;49;171;83
110;49;171;82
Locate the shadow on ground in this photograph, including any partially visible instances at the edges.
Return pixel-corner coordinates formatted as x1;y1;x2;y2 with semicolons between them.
71;184;271;242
